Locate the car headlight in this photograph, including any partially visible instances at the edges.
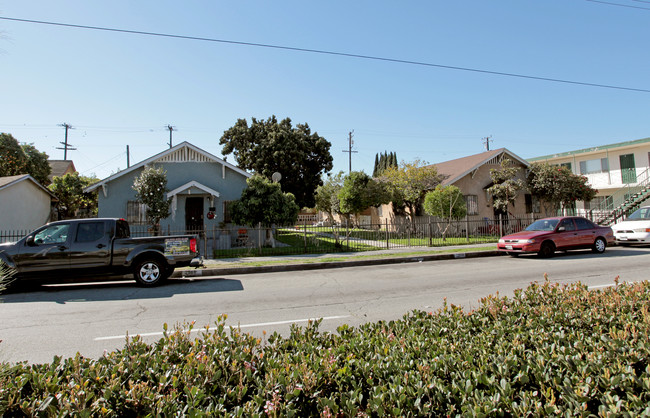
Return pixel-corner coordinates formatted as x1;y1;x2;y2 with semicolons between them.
521;239;535;244
498;239;505;244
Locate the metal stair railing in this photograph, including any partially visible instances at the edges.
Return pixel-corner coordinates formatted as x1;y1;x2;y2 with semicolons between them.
591;167;650;225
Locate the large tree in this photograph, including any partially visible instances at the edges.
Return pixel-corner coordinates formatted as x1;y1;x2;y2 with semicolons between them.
527;162;598;215
0;133;52;185
219;116;333;208
132;166;172;235
48;173;99;219
380;159;444;224
0;133;28;178
22;143;52;186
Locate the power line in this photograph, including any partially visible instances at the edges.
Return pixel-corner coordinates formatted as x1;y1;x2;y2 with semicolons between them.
1;16;649;94
586;0;650;10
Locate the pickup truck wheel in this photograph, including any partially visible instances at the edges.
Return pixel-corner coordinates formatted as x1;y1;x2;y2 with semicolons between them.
134;258;167;286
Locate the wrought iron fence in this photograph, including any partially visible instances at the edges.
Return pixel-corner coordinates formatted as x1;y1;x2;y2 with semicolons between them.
0;216;539;257
125;216;539;259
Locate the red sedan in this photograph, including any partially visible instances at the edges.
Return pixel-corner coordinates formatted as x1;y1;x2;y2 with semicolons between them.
497;216;615;257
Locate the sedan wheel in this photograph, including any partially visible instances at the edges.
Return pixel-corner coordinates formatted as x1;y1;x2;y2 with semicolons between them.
592;237;607;253
538;242;555;258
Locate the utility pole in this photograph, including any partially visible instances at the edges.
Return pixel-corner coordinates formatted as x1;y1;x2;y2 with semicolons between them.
482;135;493;151
126;145;130;168
342;130;358;174
56;123;76;160
167;125;176;148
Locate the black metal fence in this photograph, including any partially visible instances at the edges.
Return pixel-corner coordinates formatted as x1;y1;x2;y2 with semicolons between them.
128;216;539;259
0;216;538;257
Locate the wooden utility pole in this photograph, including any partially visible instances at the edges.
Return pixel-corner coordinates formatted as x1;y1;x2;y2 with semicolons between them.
167;125;176;148
126;145;130;168
342;130;358;174
56;123;76;160
482;135;493;151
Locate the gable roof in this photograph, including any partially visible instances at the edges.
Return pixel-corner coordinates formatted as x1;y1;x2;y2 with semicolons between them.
85;141;251;193
434;148;529;186
0;174;58;200
48;160;76;180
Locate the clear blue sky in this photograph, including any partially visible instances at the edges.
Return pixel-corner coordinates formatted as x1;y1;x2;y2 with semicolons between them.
1;1;649;181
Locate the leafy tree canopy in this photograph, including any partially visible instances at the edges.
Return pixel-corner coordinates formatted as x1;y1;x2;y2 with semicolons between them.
132;166;172;233
0;133;52;185
230;175;299;227
22;143;52;186
314;171;345;223
337;171;390;221
49;173;99;219
486;158;525;213
219;116;333;208
380;159;444;220
527;162;597;215
423;185;467;220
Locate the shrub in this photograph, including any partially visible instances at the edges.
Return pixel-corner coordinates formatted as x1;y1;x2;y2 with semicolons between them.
1;279;649;416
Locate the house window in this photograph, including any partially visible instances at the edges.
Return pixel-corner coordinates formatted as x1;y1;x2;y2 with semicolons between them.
560;162;572;171
464;195;479;215
525;194;541;214
223;200;235;223
579;158;609;174
126;201;147;225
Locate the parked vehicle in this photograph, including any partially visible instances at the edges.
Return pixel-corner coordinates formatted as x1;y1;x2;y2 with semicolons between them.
497;216;614;257
0;218;199;287
611;205;650;245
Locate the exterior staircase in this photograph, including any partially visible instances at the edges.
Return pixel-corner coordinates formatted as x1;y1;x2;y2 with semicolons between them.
591;167;650;225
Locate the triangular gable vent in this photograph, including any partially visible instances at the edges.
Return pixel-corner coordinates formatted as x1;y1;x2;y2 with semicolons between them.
155;146;214;163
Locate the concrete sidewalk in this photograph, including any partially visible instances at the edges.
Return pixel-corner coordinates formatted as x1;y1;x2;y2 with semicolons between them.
174;243;500;278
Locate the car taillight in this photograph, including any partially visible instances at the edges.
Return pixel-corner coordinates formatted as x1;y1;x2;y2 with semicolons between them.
190;238;197;253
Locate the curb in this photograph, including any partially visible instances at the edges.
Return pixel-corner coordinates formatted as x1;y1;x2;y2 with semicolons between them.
174;250;502;278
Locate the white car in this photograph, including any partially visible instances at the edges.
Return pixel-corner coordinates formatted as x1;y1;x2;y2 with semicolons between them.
611;205;650;244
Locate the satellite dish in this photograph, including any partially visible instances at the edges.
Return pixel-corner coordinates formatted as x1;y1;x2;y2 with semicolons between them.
272;172;282;183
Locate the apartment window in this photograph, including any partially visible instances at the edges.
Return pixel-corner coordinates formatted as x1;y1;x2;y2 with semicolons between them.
126;201;147;225
585;196;611;211
464;195;479;215
579;158;609;174
525;194;541;213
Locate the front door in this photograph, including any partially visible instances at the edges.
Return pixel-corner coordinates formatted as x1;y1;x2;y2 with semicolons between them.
620;154;637;184
185;197;204;233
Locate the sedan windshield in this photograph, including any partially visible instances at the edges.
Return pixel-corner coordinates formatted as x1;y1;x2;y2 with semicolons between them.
525;219;559;232
626;207;650;221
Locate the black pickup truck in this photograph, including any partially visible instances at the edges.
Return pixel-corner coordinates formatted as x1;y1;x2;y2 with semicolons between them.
0;218;199;287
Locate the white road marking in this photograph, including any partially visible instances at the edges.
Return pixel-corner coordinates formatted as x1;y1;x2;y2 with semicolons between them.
588;281;636;290
94;315;351;341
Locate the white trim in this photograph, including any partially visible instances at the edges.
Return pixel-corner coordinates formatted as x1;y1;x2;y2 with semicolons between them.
167;180;221;198
84;141;251;193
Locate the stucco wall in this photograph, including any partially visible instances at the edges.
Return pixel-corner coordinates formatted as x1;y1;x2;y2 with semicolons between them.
97;162;249;232
0;180;52;232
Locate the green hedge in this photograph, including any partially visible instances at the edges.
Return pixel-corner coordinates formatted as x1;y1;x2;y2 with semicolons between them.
1;279;649;416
